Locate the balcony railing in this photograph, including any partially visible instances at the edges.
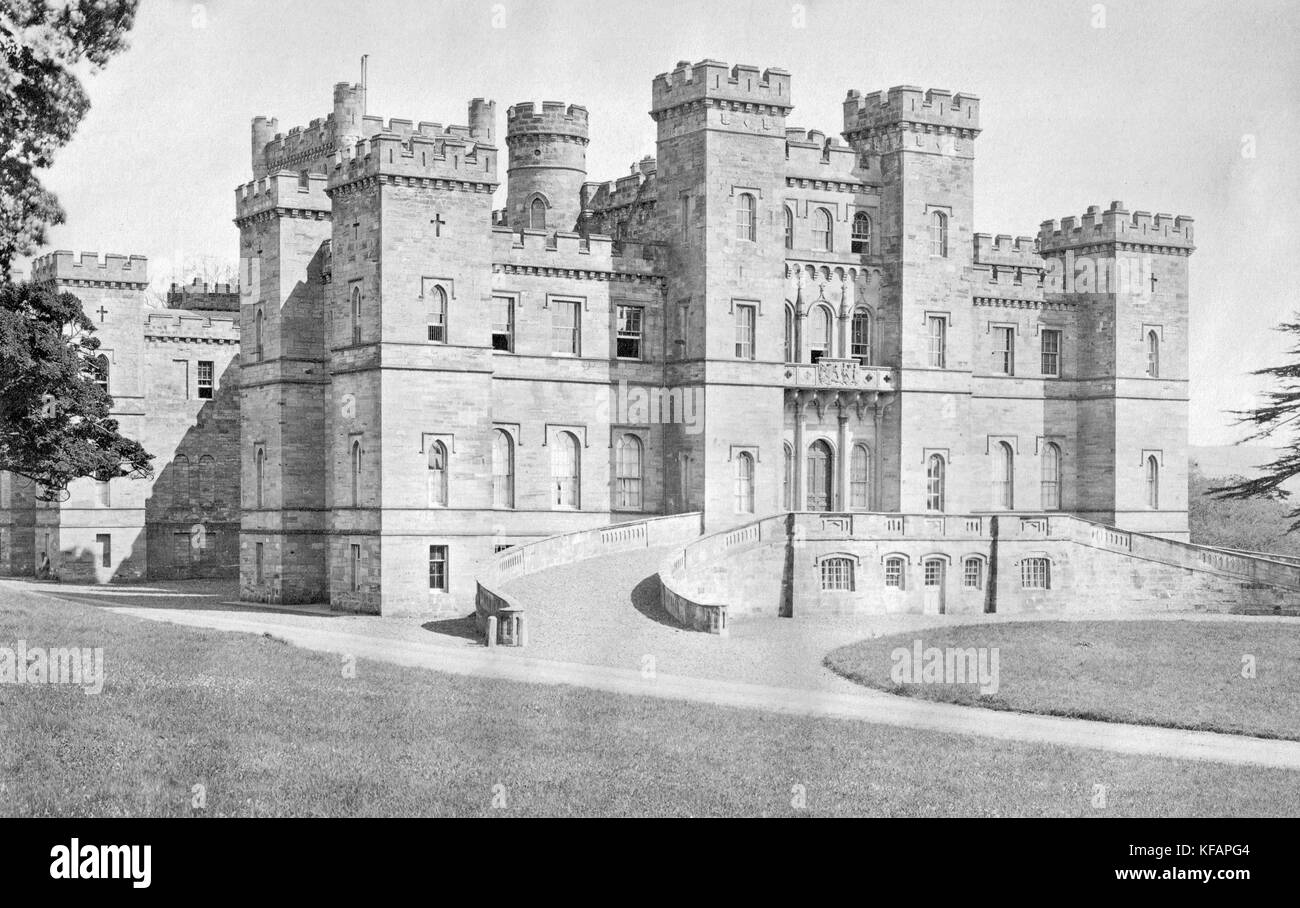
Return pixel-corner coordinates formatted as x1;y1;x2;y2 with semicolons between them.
782;358;898;392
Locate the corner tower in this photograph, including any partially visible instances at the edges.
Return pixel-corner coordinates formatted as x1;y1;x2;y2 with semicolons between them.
504;101;588;232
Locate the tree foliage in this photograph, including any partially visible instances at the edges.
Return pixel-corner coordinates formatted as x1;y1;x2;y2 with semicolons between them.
1190;466;1299;556
0;280;151;499
0;0;140;279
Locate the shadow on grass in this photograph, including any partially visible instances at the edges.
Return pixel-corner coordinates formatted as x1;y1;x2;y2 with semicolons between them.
630;574;682;628
422;613;482;643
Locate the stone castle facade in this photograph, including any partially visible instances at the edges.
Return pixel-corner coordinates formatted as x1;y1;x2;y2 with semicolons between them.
1;59;1193;617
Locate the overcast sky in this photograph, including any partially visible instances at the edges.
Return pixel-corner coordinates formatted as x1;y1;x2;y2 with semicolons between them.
22;0;1300;445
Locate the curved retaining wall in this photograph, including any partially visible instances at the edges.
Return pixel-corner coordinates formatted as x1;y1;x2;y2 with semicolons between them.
474;512;705;638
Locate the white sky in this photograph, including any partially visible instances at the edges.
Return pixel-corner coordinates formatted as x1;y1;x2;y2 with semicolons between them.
20;0;1300;445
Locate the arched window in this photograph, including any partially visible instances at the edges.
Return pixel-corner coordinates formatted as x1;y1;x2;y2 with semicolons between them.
783;206;794;250
810;305;833;363
993;441;1014;509
734;451;755;514
1041;443;1061;510
1146;330;1160;378
615;434;644;510
851;308;871;364
350;286;362;345
255;447;265;508
198;455;215;506
851;212;872;255
427;285;447;343
784;305;795;363
173;455;190;505
91;354;109;395
783;443;793;511
884;556;907;589
820;557;855;591
552;431;580;509
1146;455;1159;509
1021;557;1051;589
812;208;833;252
850;444;871;509
962;556;984;590
255;309;265;361
529;197;547;230
427;441;448;507
351;439;362;505
492;429;514;509
930;211;949;257
926;454;946;512
806;440;833;511
736;192;756;241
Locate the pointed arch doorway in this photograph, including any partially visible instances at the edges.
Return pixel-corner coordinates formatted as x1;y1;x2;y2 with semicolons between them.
806;440;833;511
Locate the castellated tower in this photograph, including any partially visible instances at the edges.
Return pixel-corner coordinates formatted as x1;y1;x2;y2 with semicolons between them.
843;86;980;512
1039;202;1194;538
505;101;588;232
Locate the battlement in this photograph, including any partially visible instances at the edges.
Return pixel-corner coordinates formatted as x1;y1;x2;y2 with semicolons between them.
842;86;981;138
331;131;499;189
784;127;859;178
973;233;1043;268
236;170;331;220
1038;201;1195;252
166;277;241;312
505;102;589;142
492;226;614;266
651;60;792;115
144;309;240;342
583;157;658;213
32;251;149;287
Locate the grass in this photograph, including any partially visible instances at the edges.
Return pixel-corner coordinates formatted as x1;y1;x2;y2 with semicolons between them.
1;588;1297;816
825;620;1300;741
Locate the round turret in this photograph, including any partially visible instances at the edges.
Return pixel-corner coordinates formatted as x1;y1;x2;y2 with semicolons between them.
505;101;589;232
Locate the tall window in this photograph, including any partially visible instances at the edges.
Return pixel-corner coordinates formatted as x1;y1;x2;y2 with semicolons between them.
930;211;948;257
552;431;580;509
351;439;362;505
95;479;111;508
1146;330;1160;378
820;557;855;591
926;454;945;512
851;212;872;254
993;441;1014;509
198;455;215;506
884;556;905;589
963;557;983;590
806;440;832;511
91;354;110;395
529;197;547;229
783;443;793;510
783;206;793;250
492;296;514;352
928;315;947;368
993;326;1015;375
1041;328;1061;376
1021;557;1050;589
552;300;580;355
810;305;832;363
812;208;832;252
255;447;265;508
615;434;644;510
492;429;514;508
850;444;871;509
1041;443;1061;510
680;195;690;244
427;441;448;507
255;542;264;584
96;533;111;568
736;192;756;241
350;286;362;345
1146;455;1159;509
428;544;448;591
197;360;214;399
349;543;361;592
427;285;447;343
255;309;264;361
734;303;756;360
851;308;871;364
734;451;755;514
174;455;190;505
784;305;795;363
616;306;643;359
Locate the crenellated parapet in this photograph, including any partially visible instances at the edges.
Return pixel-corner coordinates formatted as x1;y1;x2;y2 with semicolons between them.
490;227;665;287
973;233;1043;268
1038;201;1195;254
842;86;980;144
505;101;589;145
144;309;240;344
328;129;499;196
166;277;241;312
784;127;860;181
650;59;792;119
32;251;149;288
235;170;331;224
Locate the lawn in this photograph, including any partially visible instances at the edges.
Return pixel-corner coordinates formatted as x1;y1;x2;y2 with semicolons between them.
825;620;1300;741
2;589;1298;816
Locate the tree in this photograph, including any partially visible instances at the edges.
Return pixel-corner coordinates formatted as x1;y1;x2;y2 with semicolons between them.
0;281;152;500
0;0;140;281
1190;466;1298;556
1211;317;1300;531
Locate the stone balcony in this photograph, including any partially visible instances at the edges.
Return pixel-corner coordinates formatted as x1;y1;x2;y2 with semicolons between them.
782;359;898;392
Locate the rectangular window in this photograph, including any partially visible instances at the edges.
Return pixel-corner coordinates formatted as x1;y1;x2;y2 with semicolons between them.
963;558;983;590
884;558;904;589
349;543;361;592
174;359;190;399
1040;329;1061;377
551;300;580;355
735;304;756;360
928;316;947;369
492;296;514;352
255;542;264;583
680;195;690;244
820;559;855;592
95;533;111;568
198;360;214;399
428;544;448;591
1021;558;1050;590
677;302;689;358
616;305;643;360
993;326;1015;375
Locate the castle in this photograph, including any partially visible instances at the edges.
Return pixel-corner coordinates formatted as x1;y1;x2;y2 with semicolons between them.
0;59;1194;617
